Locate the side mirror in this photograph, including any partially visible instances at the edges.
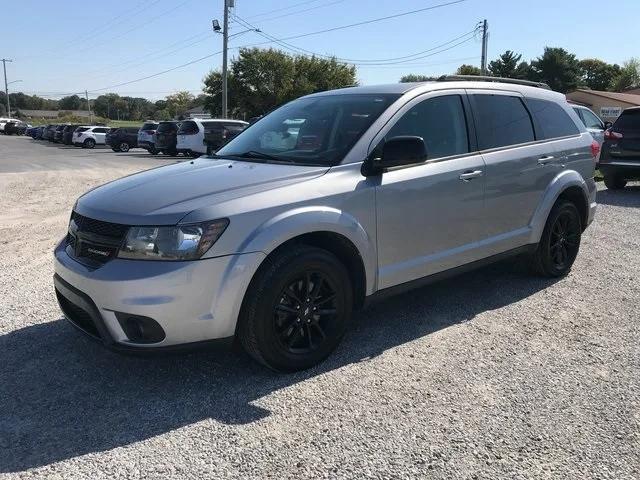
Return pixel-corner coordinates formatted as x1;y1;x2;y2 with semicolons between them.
603;121;613;130
362;136;427;176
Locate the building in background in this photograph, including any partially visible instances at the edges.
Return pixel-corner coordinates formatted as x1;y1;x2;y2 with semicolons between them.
566;90;640;122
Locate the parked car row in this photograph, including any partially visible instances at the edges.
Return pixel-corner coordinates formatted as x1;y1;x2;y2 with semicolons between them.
24;118;249;155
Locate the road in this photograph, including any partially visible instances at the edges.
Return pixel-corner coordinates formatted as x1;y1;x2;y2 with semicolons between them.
0;134;638;479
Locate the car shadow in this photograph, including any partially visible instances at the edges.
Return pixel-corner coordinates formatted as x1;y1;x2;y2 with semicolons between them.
596;184;640;208
0;259;558;473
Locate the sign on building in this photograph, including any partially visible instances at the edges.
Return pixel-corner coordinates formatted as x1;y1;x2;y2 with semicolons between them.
601;106;622;118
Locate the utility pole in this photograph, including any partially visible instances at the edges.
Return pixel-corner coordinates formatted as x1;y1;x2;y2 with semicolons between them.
85;90;93;124
221;0;231;118
480;19;489;75
2;58;13;116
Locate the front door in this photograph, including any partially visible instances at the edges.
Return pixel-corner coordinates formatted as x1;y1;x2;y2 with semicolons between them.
374;92;486;289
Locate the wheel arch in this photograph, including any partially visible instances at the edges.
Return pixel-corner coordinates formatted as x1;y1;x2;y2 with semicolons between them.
529;170;590;243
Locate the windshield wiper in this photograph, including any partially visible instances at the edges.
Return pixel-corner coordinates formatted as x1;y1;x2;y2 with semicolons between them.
235;150;291;162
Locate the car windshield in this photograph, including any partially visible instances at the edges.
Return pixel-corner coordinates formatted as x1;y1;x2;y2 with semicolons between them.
216;93;399;166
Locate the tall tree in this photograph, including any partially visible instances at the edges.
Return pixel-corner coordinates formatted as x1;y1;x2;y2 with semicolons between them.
58;95;82;110
203;48;357;118
612;58;640;92
579;59;620;91
456;64;482;76
488;50;531;79
165;91;195;118
530;47;580;93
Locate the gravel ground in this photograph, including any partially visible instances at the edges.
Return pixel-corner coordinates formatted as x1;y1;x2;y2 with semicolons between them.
1;135;639;479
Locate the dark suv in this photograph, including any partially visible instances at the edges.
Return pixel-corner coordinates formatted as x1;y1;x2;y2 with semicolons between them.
203;121;248;155
62;125;81;145
106;127;140;152
155;121;180;156
53;124;67;143
600;107;640;189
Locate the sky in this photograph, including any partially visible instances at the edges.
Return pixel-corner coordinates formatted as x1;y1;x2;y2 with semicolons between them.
3;0;640;101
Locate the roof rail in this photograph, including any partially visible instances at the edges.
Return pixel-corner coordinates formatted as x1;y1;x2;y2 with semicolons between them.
437;75;551;90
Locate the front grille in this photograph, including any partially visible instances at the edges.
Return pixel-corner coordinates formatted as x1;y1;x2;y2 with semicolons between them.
71;212;129;238
67;212;129;266
56;290;101;339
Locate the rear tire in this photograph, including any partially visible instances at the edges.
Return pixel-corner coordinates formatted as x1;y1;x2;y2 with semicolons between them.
604;174;626;190
238;245;353;372
530;200;582;277
148;146;158;155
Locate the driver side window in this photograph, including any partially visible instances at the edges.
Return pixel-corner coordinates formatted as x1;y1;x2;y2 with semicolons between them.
386;95;469;160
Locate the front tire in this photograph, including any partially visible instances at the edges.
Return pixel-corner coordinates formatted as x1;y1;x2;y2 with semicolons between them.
531;200;582;277
83;138;96;149
238;245;353;372
604;174;626;190
111;147;121;152
119;142;130;152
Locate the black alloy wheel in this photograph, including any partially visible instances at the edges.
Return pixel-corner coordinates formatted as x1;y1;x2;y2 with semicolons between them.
119;142;130;152
531;201;582;277
238;245;353;372
274;271;340;355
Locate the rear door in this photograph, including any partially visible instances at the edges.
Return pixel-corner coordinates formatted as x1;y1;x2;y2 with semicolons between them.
468;90;559;250
609;109;640;159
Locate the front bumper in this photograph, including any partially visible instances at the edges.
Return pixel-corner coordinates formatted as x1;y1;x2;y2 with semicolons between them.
54;239;265;351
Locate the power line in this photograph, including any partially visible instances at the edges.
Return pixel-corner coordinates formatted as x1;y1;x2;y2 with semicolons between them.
232;14;478;65
246;0;347;24
244;0;331;19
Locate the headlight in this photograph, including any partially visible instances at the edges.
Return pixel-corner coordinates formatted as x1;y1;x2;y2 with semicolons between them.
118;219;229;261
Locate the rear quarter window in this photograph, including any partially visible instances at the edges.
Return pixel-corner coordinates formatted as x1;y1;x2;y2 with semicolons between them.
527;98;580;139
158;122;177;133
613;110;640;131
178;121;199;134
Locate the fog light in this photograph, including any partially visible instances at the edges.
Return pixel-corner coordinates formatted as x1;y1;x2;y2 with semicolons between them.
115;313;166;344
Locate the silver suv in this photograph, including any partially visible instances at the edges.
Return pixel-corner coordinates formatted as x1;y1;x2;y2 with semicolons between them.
54;77;598;371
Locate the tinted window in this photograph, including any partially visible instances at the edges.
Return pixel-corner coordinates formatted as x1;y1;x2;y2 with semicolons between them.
473;94;535;149
157;122;177;133
178;121;199;134
141;122;159;131
93;128;108;133
613;109;640;131
386;95;469;160
527;98;580;139
126;127;140;134
76;127;89;133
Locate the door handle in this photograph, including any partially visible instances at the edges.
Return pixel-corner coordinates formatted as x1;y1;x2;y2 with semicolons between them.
459;170;483;181
538;156;554;165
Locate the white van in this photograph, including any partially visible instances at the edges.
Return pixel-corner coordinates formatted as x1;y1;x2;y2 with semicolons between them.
177;118;248;157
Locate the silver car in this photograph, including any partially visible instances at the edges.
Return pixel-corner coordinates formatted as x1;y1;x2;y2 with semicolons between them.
54;78;598;371
572;105;607;148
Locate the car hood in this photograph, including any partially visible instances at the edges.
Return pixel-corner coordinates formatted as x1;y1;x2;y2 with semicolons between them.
75;157;330;225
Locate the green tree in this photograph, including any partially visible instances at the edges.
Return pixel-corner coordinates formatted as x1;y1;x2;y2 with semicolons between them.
612;58;640;91
579;59;620;91
530;47;580;93
488;50;531;79
203;48;357;118
58;95;82;110
456;64;482;76
399;74;438;82
165;91;195;118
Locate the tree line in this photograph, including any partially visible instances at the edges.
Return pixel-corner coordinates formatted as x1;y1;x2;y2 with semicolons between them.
401;47;640;94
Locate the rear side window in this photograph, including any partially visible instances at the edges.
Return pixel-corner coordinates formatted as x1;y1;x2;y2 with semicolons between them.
76;127;89;133
527;98;580;139
472;94;534;149
178;121;199;134
158;122;177;133
575;108;603;130
386;94;469;160
141;122;158;131
613;110;640;131
93;128;108;133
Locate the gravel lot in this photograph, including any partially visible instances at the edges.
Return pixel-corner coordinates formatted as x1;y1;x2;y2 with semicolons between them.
1;134;639;479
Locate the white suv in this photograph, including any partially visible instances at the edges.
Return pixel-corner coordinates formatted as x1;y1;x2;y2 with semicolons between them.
73;126;110;148
177;119;248;157
0;117;16;134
